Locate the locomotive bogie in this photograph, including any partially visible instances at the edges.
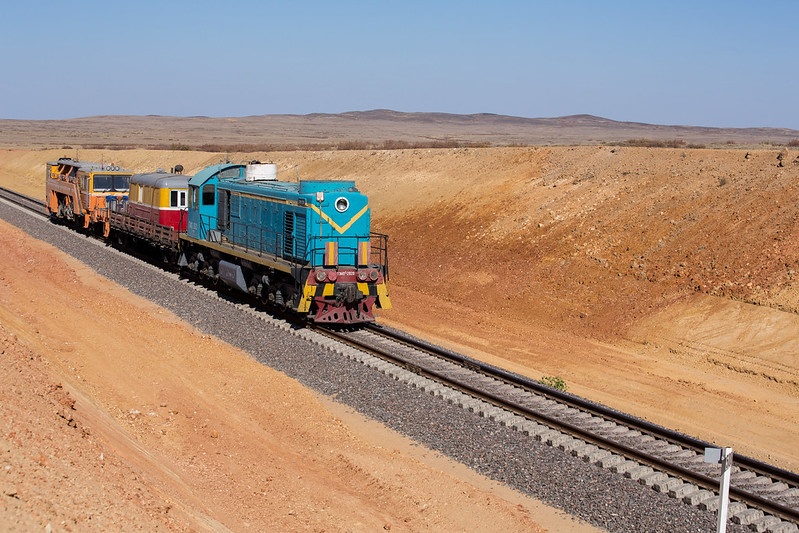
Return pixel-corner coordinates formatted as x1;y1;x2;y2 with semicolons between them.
179;241;302;311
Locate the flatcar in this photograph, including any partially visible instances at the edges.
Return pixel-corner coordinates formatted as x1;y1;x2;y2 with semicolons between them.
46;157;132;235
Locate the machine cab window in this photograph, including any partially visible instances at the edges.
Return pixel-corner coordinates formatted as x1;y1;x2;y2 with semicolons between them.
171;190;187;208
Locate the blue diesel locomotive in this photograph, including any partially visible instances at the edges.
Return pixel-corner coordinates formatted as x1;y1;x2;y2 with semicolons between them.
178;162;391;324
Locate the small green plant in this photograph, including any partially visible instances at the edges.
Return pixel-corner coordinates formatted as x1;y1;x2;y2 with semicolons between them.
539;375;568;392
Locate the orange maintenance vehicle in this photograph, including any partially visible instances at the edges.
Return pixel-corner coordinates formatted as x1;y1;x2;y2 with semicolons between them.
46;157;132;235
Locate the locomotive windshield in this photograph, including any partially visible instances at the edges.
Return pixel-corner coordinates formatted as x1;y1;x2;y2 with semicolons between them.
93;173;131;192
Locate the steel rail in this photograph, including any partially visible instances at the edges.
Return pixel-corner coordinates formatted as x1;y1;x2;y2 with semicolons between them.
367;323;799;489
0;187;47;215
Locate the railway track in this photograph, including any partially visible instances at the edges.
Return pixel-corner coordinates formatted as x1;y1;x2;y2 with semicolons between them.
316;324;799;532
3;186;798;531
0;186;48;216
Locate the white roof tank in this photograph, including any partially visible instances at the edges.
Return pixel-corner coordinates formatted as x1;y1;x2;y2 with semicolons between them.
245;162;278;181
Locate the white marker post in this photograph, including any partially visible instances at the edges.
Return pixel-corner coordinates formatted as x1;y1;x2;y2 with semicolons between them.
704;447;734;533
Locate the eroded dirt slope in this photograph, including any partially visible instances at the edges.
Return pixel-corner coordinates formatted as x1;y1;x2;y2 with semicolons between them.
282;145;799;468
302;146;799;465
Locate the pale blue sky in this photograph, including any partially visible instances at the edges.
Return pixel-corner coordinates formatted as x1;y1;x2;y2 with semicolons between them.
2;1;797;128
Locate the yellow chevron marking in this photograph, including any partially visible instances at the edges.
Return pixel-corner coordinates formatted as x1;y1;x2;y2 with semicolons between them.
309;204;368;234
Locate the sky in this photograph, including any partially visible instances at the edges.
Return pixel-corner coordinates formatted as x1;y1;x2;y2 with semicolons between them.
2;1;798;129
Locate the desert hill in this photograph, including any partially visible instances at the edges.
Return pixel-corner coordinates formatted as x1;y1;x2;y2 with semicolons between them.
1;109;798;149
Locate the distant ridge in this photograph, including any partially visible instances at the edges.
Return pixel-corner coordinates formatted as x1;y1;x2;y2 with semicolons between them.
1;109;797;149
251;109;799;138
277;109;767;128
285;109;628;126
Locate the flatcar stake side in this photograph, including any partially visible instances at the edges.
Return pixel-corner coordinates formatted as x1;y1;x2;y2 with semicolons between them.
46;159;392;325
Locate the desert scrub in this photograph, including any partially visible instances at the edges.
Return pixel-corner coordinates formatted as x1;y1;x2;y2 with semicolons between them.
539;375;568;391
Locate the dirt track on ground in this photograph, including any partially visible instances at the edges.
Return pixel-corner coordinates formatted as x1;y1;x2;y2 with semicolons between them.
1;144;798;530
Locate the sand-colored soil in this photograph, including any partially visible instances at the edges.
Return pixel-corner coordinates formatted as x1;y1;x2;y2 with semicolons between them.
1;144;798;530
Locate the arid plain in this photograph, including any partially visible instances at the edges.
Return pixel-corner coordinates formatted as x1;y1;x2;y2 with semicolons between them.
1;113;798;531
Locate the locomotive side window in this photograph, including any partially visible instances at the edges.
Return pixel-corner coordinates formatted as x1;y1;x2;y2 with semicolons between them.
202;184;215;206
